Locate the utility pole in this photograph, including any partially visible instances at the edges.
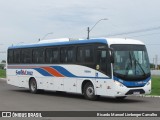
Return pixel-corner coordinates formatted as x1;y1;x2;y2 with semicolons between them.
153;58;155;69
155;55;158;69
87;18;108;39
39;32;53;41
87;27;90;39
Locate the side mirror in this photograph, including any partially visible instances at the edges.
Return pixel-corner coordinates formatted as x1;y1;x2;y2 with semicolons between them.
109;48;114;63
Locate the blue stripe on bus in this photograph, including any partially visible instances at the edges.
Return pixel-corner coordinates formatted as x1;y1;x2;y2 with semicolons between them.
113;76;151;87
34;66;110;79
76;76;110;79
34;68;53;76
8;39;107;49
9;65;110;79
51;66;77;77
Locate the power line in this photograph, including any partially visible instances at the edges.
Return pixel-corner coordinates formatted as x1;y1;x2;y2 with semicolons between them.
100;26;160;37
127;32;160;38
146;44;160;45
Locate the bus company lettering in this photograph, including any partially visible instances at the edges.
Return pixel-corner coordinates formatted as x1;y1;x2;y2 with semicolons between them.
16;70;33;75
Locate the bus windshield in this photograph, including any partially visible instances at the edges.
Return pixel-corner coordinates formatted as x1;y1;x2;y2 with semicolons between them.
111;44;150;81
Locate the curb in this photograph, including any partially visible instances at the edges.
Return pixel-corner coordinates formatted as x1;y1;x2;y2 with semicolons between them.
138;95;160;98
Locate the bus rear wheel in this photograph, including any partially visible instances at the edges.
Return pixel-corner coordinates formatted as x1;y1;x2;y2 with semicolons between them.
29;78;38;94
83;82;97;100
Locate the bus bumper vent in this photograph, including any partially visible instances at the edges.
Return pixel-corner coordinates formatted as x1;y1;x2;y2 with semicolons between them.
125;89;145;95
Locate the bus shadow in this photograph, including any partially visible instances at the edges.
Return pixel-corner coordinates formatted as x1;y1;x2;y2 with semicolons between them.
42;90;85;100
12;89;147;103
97;96;146;103
12;89;84;100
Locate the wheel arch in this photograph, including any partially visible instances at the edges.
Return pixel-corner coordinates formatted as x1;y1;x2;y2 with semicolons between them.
29;77;35;85
81;79;94;94
28;77;38;90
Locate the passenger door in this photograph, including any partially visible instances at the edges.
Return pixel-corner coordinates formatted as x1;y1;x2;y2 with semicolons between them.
95;48;111;96
96;49;108;75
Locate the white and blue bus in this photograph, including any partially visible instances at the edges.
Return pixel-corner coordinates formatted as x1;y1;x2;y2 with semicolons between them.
7;38;151;100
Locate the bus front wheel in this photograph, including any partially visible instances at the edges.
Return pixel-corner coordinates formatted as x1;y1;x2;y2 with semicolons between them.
29;78;38;94
83;82;97;100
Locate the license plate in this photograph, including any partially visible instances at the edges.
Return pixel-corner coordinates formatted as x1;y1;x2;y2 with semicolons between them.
133;91;140;95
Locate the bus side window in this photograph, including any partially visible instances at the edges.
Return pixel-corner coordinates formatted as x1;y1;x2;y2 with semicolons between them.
84;46;93;63
60;48;67;63
13;49;21;63
67;47;75;63
46;48;52;63
77;47;84;63
52;49;59;63
33;48;45;63
60;47;75;63
8;50;14;64
32;49;38;63
21;49;32;63
77;46;94;63
46;48;59;63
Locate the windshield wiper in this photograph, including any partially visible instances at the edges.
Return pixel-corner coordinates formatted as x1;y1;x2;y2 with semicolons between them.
134;59;146;76
127;51;146;76
125;52;133;75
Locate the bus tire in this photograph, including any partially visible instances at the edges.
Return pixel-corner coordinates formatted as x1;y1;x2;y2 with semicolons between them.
29;78;38;94
83;82;97;100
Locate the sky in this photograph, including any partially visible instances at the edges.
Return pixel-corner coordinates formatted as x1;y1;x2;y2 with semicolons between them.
0;0;160;64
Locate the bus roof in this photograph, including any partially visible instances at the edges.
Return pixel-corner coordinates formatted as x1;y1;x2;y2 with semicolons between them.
8;38;144;49
107;38;144;45
8;38;107;49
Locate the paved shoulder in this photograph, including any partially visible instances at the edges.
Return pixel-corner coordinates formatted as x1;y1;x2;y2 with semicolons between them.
0;78;6;81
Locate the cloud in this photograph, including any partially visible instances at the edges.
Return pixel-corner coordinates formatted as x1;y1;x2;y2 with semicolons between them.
0;0;160;61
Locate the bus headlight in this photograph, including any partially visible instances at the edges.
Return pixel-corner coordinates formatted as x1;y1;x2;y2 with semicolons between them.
115;81;124;87
146;80;151;86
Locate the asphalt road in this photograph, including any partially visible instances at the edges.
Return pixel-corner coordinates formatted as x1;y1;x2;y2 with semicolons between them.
0;79;159;120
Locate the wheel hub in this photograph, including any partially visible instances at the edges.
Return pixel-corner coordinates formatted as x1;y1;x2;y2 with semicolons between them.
86;87;94;96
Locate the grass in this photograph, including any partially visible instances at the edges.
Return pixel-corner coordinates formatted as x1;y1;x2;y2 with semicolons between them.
150;75;160;96
0;69;6;78
0;69;159;95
